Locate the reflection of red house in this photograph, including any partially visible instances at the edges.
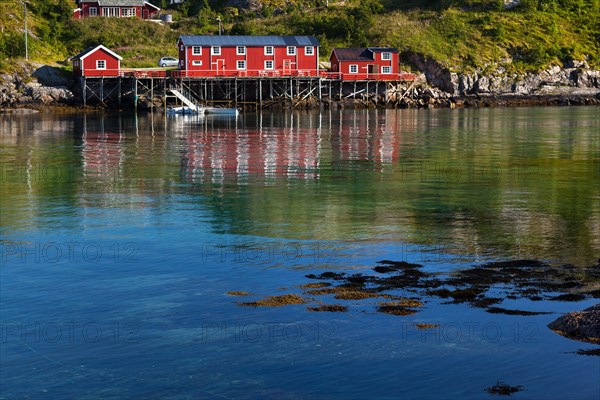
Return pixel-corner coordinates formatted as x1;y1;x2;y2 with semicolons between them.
82;131;125;180
182;118;321;184
73;0;160;19
72;45;122;77
176;35;320;77
330;47;399;80
331;110;401;165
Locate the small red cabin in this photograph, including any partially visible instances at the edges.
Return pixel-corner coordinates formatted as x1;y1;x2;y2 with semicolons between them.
72;45;122;77
72;0;160;19
330;47;399;80
176;35;320;78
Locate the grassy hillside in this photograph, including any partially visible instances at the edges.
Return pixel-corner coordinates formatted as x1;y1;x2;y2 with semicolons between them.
0;0;598;73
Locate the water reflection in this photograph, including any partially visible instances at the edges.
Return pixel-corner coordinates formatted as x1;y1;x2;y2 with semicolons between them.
1;108;598;265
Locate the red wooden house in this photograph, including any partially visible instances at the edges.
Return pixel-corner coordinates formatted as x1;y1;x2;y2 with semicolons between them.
73;0;160;19
72;45;123;77
176;35;320;77
329;47;399;80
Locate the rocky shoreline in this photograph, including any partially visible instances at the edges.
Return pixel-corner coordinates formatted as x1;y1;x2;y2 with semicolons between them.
548;304;600;344
1;61;599;111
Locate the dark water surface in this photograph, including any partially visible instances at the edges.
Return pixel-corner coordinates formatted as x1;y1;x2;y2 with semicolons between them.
1;107;599;399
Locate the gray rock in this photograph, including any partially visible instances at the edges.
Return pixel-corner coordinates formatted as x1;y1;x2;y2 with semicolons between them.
32;65;73;88
548;304;600;344
565;59;590;69
408;54;457;94
26;86;74;104
475;76;490;93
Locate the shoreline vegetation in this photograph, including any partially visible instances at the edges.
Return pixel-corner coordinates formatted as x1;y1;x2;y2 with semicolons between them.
1;1;599;110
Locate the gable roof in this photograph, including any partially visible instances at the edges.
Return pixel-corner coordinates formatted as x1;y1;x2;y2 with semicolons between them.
72;45;123;61
80;0;160;9
178;35;320;47
331;47;399;61
144;1;160;10
81;0;143;6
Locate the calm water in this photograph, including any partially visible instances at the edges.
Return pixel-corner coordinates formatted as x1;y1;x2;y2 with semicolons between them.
1;107;599;399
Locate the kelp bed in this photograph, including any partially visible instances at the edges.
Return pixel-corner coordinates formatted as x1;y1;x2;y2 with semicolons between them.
232;259;599;318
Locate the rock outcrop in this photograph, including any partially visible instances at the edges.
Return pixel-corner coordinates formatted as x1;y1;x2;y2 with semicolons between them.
548;304;600;344
0;62;76;109
409;53;600;97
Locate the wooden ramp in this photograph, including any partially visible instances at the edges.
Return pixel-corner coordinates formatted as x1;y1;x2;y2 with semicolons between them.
169;89;199;109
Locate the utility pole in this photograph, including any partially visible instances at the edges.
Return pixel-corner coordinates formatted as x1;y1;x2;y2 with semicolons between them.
216;16;222;35
24;1;28;60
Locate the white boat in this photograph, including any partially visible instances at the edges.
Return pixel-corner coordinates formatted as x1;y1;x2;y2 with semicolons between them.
166;106;203;115
203;107;239;116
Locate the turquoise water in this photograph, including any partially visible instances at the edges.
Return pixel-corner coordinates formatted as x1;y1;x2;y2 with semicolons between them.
1;107;599;399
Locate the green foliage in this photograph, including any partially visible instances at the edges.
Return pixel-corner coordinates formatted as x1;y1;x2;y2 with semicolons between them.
0;0;598;72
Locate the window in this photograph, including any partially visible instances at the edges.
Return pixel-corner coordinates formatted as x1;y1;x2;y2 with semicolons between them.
96;60;106;70
237;60;246;70
264;60;273;70
264;46;274;55
381;66;391;74
192;46;201;55
180;45;184;51
102;7;119;17
237;46;246;55
73;60;79;68
122;8;135;17
382;52;391;60
287;46;296;56
192;60;202;66
304;46;314;56
89;7;97;16
349;64;358;73
211;46;221;55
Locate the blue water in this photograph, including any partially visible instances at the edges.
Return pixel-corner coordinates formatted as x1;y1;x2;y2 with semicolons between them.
1;108;599;399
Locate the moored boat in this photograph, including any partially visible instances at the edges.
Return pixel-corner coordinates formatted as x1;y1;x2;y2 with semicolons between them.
204;107;239;116
167;106;203;115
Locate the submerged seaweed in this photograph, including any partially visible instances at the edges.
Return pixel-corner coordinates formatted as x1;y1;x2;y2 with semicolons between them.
485;382;524;396
307;304;348;312
237;259;597;322
239;294;308;307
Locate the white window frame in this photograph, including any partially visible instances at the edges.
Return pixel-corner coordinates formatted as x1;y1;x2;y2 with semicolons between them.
264;46;274;56
381;66;391;74
192;60;202;66
237;46;246;55
122;8;135;17
89;7;97;16
102;7;119;17
237;60;246;70
349;64;358;74
96;60;106;70
180;45;184;51
382;52;391;60
192;46;202;55
264;60;273;70
211;46;221;55
287;46;296;56
304;46;314;56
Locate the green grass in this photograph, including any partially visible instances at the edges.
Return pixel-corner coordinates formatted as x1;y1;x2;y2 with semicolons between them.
1;0;598;73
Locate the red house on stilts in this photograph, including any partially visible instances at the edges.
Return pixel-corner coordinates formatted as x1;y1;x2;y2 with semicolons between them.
329;47;400;80
72;45;123;77
175;35;320;77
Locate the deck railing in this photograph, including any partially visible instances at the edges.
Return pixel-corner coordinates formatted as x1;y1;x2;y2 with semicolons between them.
81;69;167;78
81;69;417;81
